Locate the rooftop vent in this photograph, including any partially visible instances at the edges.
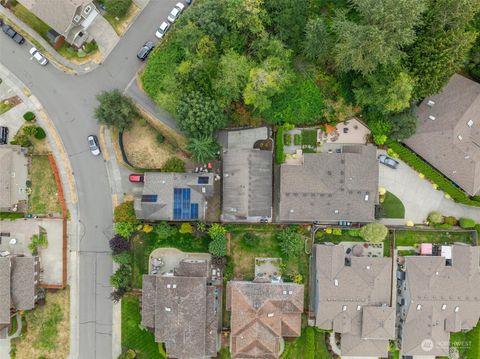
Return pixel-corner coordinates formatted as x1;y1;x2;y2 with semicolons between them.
289;209;294;213
342;305;347;312
454;306;460;313
427;100;435;107
465;155;470;159
441;304;446;311
458;135;463;141
364;194;369;201
267;313;274;318
289;291;293;295
366;265;371;270
165;307;171;312
327;171;332;176
429;115;436;121
467;120;474;127
283;290;287;295
416;304;422;311
357;305;361;311
334;279;339;286
167;284;171;289
334;209;339;214
172;284;177;289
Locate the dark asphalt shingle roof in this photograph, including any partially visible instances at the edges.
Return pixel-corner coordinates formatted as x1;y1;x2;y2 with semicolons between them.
278;144;378;222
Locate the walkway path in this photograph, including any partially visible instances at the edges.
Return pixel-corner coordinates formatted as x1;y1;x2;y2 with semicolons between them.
378;150;480;224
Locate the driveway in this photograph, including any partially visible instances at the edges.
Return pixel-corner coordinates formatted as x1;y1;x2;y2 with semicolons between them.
378;149;480;224
88;16;120;60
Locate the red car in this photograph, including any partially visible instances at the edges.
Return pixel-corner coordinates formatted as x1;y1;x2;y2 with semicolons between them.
129;174;144;183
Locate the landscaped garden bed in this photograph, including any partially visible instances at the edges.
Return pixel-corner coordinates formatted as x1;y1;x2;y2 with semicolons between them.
281;320;334;359
448;321;480;359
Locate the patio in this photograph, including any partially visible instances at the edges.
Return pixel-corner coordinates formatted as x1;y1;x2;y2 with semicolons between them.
317;118;370;144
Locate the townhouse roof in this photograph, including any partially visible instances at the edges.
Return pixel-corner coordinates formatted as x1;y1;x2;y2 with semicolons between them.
227;281;304;358
278;145;378;222
404;74;480;195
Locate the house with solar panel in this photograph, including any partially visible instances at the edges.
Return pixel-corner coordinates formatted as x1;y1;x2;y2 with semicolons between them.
134;172;215;221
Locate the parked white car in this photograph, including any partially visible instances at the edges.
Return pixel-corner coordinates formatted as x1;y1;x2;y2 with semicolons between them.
155;21;170;39
29;47;48;66
167;2;185;23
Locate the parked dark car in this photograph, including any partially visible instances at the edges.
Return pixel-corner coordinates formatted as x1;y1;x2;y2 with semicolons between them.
137;41;154;60
378;154;399;169
2;23;25;44
0;126;9;145
129;173;145;183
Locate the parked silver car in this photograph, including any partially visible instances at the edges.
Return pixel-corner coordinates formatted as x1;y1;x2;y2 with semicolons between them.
378;154;399;169
29;47;48;66
87;135;101;156
155;21;170;39
167;2;185;23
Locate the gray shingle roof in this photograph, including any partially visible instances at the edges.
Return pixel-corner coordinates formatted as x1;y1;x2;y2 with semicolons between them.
404;74;480;195
227;281;304;358
312;245;393;357
400;245;480;357
141;261;218;358
134;172;214;221
0;146;28;211
278;145;378;222
0;258;11;325
18;0;85;35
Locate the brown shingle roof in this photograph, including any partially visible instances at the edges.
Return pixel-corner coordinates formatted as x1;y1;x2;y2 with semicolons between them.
312;245;394;357
278;145;378;222
404;74;480;195
400;245;480;357
227;281;304;358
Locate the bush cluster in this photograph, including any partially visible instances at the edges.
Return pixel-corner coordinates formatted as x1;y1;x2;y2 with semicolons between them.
23;111;36;121
275;126;285;164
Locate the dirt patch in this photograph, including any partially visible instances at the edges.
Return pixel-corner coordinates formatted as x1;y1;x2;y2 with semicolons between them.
13;288;70;359
122;119;188;169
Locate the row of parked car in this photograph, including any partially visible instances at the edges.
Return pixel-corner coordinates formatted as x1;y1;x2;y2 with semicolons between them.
1;18;48;66
137;2;189;60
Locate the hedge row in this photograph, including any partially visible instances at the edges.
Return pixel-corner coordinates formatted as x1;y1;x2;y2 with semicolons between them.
388;141;480;207
275;126;285;164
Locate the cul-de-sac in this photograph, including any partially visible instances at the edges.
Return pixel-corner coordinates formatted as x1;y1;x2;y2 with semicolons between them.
1;1;480;359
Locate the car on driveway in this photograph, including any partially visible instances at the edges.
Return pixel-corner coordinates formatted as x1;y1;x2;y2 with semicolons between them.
29;47;48;66
0;126;8;144
129;173;145;183
167;3;185;23
87;135;101;156
2;23;25;44
137;41;154;60
378;154;399;169
155;21;170;39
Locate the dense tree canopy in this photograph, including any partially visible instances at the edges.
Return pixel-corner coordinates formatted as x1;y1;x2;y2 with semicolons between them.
94;90;138;131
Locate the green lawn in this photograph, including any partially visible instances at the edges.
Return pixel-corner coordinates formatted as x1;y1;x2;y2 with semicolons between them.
11;3;50;40
301;129;317;152
131;229;210;288
281;324;333;359
450;321;480;359
121;294;165;359
29;155;62;215
393;229;473;247
0;212;24;220
381;191;405;219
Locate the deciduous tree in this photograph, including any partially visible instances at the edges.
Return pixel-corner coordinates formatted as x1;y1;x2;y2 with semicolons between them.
95;90;138;131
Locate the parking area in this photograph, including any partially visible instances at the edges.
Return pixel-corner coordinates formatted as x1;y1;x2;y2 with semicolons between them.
0;218;63;285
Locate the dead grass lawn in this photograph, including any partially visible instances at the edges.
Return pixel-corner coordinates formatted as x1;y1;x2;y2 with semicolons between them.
123;119;187;169
13;287;70;359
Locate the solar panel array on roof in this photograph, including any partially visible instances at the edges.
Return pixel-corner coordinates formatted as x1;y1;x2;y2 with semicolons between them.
198;176;209;184
173;188;199;220
142;194;158;202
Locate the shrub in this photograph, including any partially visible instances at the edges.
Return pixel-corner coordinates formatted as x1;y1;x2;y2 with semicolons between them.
284;133;292;146
304;327;315;358
110;264;132;289
434;223;453;229
114;222;136;238
34;126;46;139
359;223;388;243
348;229;360;237
427;211;444;224
142;224;153;233
161;157;185;173
155;222;177;239
179;223;193;234
459;218;476;229
242;232;259;248
208;224;227;239
156;133;165;144
444;216;457;226
332;228;342;235
114;201;137;223
23;111;35;121
105;0;132;18
186;136;220;163
113;252;131;265
275;126;285;164
294;134;302;146
109;235;130;254
208;235;227;257
278;226;304;257
387;141;480;207
84;41;98;54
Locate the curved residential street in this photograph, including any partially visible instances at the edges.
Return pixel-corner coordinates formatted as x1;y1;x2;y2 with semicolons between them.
0;1;178;358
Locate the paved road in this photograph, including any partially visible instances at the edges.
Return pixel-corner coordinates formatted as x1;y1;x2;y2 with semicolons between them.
0;0;179;358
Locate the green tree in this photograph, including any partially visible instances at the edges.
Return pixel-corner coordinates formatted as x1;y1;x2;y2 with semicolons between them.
353;67;414;113
212;50;251;107
278;226;303;257
104;0;132;18
388;106;417;141
161;157;185;173
114;222;136;239
208;235;227;257
95;90;138;131
303;17;333;65
428;211;444;224
459;218;476;229
154;222;177;239
179;223;193;234
359;223;388;243
186;136;220;163
407;0;480;99
110;265;132;289
114;201;137;223
223;0;266;39
176;91;227;137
